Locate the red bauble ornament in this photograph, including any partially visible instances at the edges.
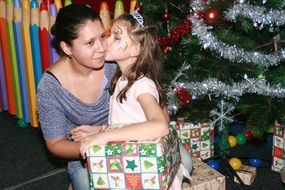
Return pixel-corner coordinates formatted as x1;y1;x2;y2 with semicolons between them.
175;87;192;106
243;131;253;141
204;8;221;25
134;3;142;12
162;11;171;21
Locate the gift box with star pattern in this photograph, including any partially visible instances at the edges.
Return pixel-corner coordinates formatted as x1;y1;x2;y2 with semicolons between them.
272;120;285;172
86;122;181;189
182;157;225;190
175;118;214;160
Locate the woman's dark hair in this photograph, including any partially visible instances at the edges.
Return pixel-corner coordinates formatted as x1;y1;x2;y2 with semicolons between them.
51;4;102;53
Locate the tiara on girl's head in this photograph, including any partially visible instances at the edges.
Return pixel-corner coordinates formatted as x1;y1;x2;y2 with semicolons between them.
131;11;144;28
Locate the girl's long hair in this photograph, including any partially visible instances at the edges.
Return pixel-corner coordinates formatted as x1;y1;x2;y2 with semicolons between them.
109;13;167;107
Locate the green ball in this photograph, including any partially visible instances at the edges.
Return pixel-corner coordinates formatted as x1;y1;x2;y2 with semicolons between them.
17;119;28;128
236;133;246;145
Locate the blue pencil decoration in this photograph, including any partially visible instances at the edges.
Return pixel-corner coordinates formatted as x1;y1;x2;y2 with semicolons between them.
0;41;8;111
13;0;30;123
30;0;42;86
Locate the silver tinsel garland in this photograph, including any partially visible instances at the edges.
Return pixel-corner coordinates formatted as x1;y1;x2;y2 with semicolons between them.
225;3;285;27
167;0;285;113
190;16;285;67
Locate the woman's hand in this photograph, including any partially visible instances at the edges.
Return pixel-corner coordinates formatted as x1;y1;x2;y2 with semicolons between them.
70;125;107;142
80;133;108;159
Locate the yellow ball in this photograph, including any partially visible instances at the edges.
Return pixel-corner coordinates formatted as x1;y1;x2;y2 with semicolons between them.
229;157;242;170
228;135;237;147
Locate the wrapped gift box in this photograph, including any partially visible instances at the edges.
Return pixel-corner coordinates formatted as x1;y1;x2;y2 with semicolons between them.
175;118;214;160
182;157;226;190
272;120;285;172
86;122;181;189
234;165;256;185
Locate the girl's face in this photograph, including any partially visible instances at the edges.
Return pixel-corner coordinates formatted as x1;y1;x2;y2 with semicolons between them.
105;21;137;62
70;20;107;69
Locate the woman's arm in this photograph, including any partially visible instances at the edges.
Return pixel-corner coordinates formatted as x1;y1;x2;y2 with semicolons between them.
79;93;169;158
46;138;81;159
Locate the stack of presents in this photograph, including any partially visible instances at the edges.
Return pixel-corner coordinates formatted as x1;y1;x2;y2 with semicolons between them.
272;120;285;173
85;120;227;189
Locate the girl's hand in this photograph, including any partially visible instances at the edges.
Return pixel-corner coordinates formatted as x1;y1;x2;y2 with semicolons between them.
71;125;107;142
80;133;108;159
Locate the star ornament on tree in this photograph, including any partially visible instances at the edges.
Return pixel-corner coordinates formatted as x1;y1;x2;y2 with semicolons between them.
210;100;235;131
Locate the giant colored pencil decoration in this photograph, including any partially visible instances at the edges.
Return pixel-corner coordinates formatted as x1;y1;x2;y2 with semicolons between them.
64;0;72;6
44;0;52;10
0;40;8;111
100;2;112;34
49;4;60;64
30;0;42;86
54;0;62;10
22;0;38;127
39;2;50;72
37;0;43;7
114;0;124;19
13;0;30;122
130;0;136;13
6;0;22;118
0;0;16;115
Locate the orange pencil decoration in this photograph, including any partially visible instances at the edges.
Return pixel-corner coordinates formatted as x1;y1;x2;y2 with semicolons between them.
0;0;16;115
39;2;50;72
100;2;112;34
130;0;136;13
7;0;22;118
114;0;124;19
22;0;38;127
54;0;62;10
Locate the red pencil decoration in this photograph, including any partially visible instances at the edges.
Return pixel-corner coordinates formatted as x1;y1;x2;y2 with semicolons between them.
0;0;16;115
0;37;8;111
39;2;50;72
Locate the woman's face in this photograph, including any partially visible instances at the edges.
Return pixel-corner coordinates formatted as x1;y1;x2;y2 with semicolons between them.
70;20;107;70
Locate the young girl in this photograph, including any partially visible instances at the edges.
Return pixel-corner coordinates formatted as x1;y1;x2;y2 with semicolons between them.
72;12;191;189
77;12;170;153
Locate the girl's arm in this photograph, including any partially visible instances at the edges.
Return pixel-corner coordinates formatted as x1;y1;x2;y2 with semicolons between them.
70;125;107;142
80;93;169;158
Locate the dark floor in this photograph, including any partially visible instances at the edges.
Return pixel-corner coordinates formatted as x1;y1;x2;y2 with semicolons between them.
0;111;285;190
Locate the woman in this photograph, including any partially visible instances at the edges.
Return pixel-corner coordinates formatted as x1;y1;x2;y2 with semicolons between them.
36;4;116;190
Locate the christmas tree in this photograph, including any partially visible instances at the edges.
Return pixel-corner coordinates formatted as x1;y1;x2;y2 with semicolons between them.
136;0;285;143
